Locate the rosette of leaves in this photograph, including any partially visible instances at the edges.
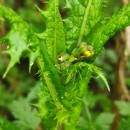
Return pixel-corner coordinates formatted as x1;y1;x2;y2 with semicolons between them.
1;0;130;129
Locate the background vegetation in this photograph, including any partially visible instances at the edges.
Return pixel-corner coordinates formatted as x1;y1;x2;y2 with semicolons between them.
0;0;130;130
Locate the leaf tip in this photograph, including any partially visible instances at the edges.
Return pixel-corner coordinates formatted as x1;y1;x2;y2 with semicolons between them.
3;68;9;78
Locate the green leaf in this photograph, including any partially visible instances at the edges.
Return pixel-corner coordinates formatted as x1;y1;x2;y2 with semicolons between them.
0;116;17;130
36;82;60;129
64;0;103;52
56;108;70;124
95;113;114;130
77;0;103;46
0;4;39;77
2;2;130;129
39;43;72;109
37;0;66;63
88;64;110;91
87;3;130;58
68;63;110;92
0;4;72;109
9;98;40;130
60;63;92;127
64;62;92;105
115;101;130;116
118;118;130;130
77;117;97;130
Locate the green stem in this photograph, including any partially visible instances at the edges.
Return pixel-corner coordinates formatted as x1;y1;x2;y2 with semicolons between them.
38;59;63;110
54;0;58;64
39;43;72;109
77;0;92;46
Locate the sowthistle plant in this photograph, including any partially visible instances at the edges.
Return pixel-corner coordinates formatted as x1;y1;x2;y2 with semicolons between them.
1;0;130;129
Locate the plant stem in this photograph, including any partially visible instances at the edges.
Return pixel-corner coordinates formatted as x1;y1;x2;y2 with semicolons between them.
77;0;92;46
54;0;58;64
38;59;63;110
38;43;72;109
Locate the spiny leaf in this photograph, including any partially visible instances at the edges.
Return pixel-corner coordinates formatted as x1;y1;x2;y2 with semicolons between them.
0;4;72;109
3;30;28;78
77;0;103;46
0;4;39;77
64;62;92;105
64;0;103;52
42;71;63;109
55;108;70;125
37;0;66;63
86;3;130;59
87;64;110;91
65;62;110;94
9;98;40;130
36;83;58;129
39;43;72;109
